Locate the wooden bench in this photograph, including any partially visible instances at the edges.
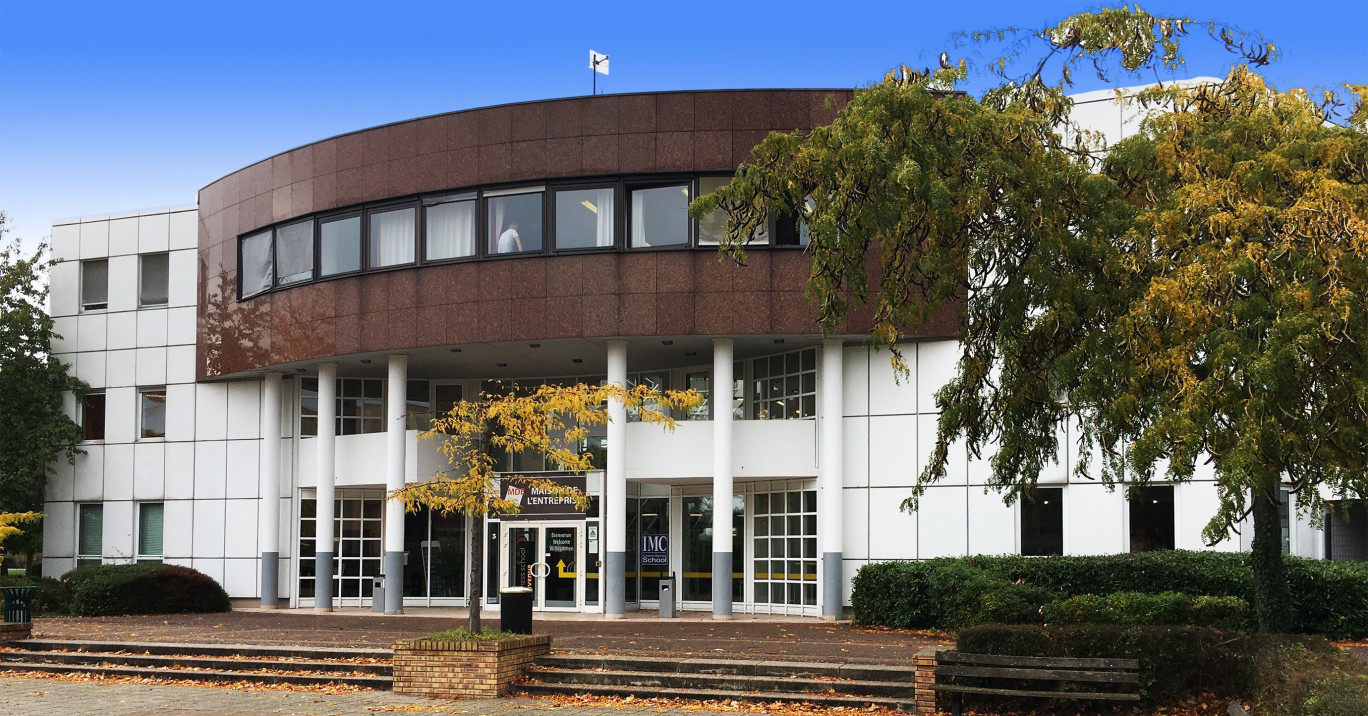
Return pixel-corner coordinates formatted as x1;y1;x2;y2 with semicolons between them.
930;651;1140;715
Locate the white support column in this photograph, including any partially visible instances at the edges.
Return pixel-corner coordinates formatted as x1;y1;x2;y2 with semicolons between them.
605;340;628;618
712;338;735;619
258;371;282;608
820;339;845;619
314;362;337;612
384;355;408;614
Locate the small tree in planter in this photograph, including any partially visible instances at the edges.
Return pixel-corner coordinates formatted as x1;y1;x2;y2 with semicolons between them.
391;381;700;633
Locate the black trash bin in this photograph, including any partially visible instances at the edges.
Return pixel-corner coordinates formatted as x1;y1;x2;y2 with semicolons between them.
2;586;37;624
500;587;533;634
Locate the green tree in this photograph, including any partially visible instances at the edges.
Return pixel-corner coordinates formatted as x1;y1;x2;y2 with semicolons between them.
693;7;1367;632
392;381;700;632
0;213;86;519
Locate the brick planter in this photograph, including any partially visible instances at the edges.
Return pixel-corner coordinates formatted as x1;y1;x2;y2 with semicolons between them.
0;623;32;643
392;635;551;698
913;645;950;715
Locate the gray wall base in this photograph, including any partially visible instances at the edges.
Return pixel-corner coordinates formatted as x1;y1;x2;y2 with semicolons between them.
259;552;279;608
384;551;404;614
314;551;334;611
713;551;733;617
605;551;626;616
823;552;843;619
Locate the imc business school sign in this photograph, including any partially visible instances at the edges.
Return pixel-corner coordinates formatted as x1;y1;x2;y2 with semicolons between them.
498;473;588;520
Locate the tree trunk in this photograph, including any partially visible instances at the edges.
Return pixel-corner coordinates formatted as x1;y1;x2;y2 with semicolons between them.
468;513;483;633
1250;488;1291;633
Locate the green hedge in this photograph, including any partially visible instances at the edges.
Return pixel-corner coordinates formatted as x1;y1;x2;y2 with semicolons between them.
65;563;230;616
1043;591;1250;630
852;551;1368;637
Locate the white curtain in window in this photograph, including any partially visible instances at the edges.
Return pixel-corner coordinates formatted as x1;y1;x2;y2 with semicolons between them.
426;201;475;260
593;188;614;247
275;221;313;285
631;190;646;247
488;199;507;253
240;231;274;296
371;208;415;267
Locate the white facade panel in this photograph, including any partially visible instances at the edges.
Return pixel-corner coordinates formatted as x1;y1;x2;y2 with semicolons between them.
108;217;140;257
625;421;711;480
867;487;916;559
842;488;869;559
867;348;916;416
107;255;138;312
918;414;969;486
136;308;168;347
104;387;136;443
138;212;171;253
1176;482;1238;552
73;445;104;501
105;348;136;387
43;502;76;557
76;312;107;352
968;488;1017;555
167;306;196;345
51;223;80;262
103;443;134;501
868;415;917;487
193;439;227;499
841;346;868;417
79;221;109;260
168;252;197;308
164;442;195;500
918;485;968;558
191;558;225;586
49;260;80;317
194;383;228;441
132;441;166;500
225;439;261;499
101;499;134;561
106;311;137;351
164;383;196;442
166;345;197;384
135;346;168;386
223;499;259;558
841;417;869;487
916;341;958;414
733;420;816;474
52;316;79;355
76;350;108;388
1064;481;1126;555
192;499;227;558
225;381;261;440
47;456;75;503
169;210;197;250
162;500;194;559
223;558;257;597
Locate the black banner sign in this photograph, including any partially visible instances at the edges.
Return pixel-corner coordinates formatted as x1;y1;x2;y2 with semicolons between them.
498;473;588;520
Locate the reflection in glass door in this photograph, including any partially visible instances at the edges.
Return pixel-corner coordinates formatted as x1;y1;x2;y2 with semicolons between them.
500;522;583;611
544;526;578;608
507;526;539;606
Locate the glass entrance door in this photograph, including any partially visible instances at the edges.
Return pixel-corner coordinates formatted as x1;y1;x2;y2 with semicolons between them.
500;522;583;611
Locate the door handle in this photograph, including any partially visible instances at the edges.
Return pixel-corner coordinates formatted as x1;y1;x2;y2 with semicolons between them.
530;562;551;578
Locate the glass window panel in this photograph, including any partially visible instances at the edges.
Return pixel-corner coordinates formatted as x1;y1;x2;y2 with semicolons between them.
801;372;816;394
771;538;785;557
696;176;769;246
139;253;170;306
800;395;815;418
804;537;817;558
755;539;768;558
771;516;785;536
754;493;769;514
803;515;817;536
363;379;382;399
78;504;103;556
239;231;274;297
424;198;476;261
138;503;164;557
785;352;799;374
788;582;801;605
487;192;543;254
320;216;362;276
139;387;166;438
803;490;817;512
787;492;802;513
82;392;106;441
753;515;768;537
630;185;690;248
556;188;615;249
802;348;816;372
81;259;109;309
755;583;768;603
274;221;313;286
804;583;817;606
370;207;416;268
769;355;784;376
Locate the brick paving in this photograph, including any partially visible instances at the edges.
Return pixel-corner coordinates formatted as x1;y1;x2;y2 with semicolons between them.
0;675;737;716
30;609;946;663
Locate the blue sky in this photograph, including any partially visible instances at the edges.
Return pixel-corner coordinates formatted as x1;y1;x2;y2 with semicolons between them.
1;0;1365;254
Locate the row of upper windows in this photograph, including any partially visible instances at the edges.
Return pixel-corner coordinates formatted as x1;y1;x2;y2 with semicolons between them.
80;252;170;312
80;387;164;441
238;174;809;300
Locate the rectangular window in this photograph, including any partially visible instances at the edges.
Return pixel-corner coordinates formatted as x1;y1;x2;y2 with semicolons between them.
696;176;769;246
81;259;109;310
752;489;818;608
138;252;169;306
1129;485;1175;552
239;230;274;298
338;378;385;435
405;380;431;430
139;386;167;439
749;348;816;420
82;391;106;441
301;377;319;436
1020;488;1063;556
275;220;314;286
320;215;362;276
685;371;710;421
138;502;164;562
630;184;690;248
369;206;416;268
1279;487;1291;555
78;503;103;565
555;187;615;250
1326;500;1368;561
486;190;544;255
424;194;476;261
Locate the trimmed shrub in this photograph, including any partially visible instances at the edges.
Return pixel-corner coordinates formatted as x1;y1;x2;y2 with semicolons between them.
852;551;1368;637
1042;591;1251;630
0;574;72;616
851;560;1049;629
65;563;230;616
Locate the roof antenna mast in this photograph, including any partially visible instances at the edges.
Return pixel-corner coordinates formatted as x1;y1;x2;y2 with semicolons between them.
590;50;609;95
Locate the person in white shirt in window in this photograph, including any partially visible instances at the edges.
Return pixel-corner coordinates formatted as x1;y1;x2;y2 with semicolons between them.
497;222;522;253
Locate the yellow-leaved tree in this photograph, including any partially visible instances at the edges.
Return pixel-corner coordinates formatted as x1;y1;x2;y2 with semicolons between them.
0;511;41;560
391;381;702;633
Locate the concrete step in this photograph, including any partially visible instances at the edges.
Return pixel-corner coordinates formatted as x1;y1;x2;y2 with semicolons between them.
0;660;392;689
539;652;917;681
0;648;391;675
19;639;391;661
512;680;915;711
528;665;914;698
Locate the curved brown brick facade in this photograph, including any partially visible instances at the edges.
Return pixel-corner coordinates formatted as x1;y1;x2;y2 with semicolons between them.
195;89;955;379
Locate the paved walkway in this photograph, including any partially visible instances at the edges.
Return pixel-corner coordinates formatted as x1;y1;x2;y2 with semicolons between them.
0;675;737;716
31;608;946;663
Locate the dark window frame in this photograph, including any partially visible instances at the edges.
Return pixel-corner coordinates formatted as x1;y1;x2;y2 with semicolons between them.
626;177;695;251
421;192;480;265
82;391;106;441
273;219;316;288
364;200;422;272
138;252;171;307
482;186;548;259
550;181;622;253
317;210;365;280
81;258;109;311
1020;487;1064;556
